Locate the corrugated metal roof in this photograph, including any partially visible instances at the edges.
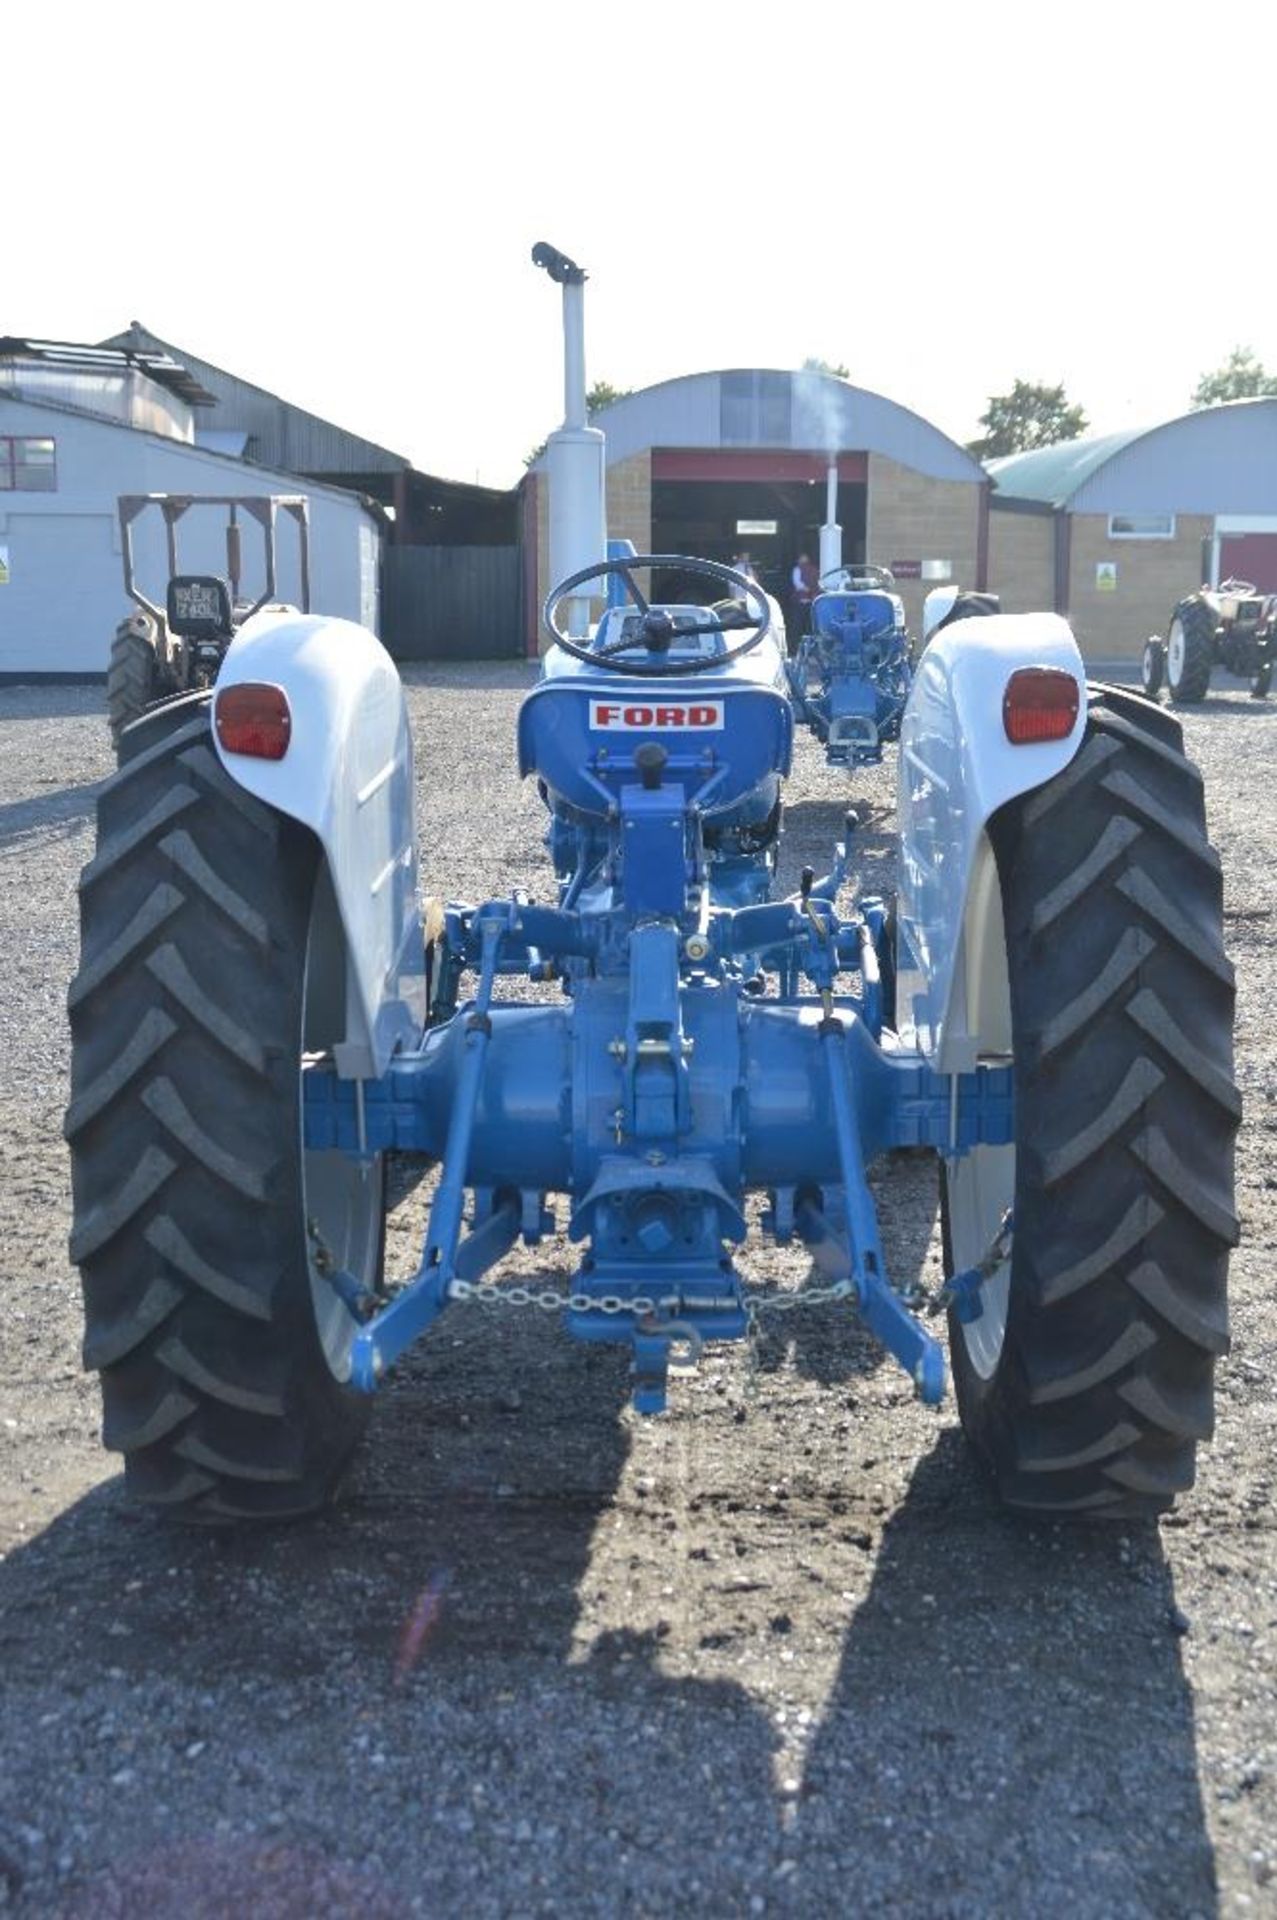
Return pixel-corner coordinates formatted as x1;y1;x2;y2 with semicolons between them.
196;428;250;457
103;323;409;476
986;430;1147;505
0;336;217;407
0;386;385;518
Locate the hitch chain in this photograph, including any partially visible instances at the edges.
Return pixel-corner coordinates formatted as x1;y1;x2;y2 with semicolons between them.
450;1273;860;1396
446;1275;856;1319
940;1208;1014;1324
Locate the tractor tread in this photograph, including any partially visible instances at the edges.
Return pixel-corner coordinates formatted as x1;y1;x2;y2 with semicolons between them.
1166;598;1216;705
157;830;270;947
1029;815;1141;934
1040;1056;1164;1186
1027;1320;1158;1405
949;687;1237;1518
81;1275;183;1370
107;617;161;748
80;787;200;889
1002;1485;1126;1514
141;1077;271;1200
67;700;373;1522
1018;1421;1143;1473
1035;926;1153;1063
1130;1126;1240;1245
1115;867;1235;987
1021;733;1121;826
1037;1194;1163;1305
146;943;267;1073
1090;704;1203;781
144;1214;273;1320
63;1007;177;1139
125;1462;218;1507
1118;1370;1214;1441
66;885;184;1010
68;1146;176;1264
1087;684;1184;749
102;1383;197;1455
1101;766;1220;869
174;1431;304;1485
1125;986;1244;1116
1124;1258;1231;1354
1103;1447;1196;1496
178;743;277;831
103;715;210;792
155;1333;288;1416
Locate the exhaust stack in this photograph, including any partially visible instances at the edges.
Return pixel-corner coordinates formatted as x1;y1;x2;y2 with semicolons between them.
533;242;606;638
819;458;842;584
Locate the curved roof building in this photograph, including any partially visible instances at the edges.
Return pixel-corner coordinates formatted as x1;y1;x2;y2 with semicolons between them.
988;399;1277;658
527;368;990;646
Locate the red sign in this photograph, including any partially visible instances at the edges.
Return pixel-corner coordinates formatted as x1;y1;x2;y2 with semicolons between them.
591;701;724;731
890;559;922;579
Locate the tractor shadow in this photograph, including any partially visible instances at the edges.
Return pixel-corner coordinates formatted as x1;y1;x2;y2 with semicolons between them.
747;1149;941;1390
0;1408;1215;1915
794;1431;1216;1914
0;780;102;849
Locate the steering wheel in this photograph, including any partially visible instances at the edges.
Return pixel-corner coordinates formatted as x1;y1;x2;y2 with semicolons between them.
818;562;896;592
544;554;773;677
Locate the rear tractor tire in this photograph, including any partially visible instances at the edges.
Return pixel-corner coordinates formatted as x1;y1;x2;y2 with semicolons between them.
944;685;1238;1517
66;698;385;1521
106;612;163;750
1166;596;1215;705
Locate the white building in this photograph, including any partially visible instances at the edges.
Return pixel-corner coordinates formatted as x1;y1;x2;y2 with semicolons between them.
0;340;383;679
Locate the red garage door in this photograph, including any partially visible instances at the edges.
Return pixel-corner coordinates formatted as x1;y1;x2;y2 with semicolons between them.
1219;534;1277;592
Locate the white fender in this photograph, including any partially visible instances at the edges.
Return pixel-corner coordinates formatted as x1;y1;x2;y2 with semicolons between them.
897;611;1087;1068
213;611;425;1077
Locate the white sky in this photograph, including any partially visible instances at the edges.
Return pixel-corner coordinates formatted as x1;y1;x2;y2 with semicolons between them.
10;1;1277;488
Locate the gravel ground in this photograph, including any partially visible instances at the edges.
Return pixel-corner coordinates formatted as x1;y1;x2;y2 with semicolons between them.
0;664;1274;1919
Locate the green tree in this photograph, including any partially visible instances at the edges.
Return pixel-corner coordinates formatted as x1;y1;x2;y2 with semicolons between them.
803;355;850;379
967;379;1088;459
585;380;633;414
524;381;634;465
1191;346;1277;409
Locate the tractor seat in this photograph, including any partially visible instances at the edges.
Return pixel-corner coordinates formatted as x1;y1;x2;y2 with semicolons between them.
812;590;898;640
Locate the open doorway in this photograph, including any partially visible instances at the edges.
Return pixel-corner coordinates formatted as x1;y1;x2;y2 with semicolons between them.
651;476;867;606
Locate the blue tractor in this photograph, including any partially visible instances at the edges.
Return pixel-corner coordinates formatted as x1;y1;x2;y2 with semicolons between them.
786;564;913;768
64;248;1238;1523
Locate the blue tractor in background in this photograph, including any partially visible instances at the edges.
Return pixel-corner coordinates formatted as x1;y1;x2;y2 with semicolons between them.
787;564;913;768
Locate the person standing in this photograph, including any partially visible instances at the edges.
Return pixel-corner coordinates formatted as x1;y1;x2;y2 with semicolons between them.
790;552;819;643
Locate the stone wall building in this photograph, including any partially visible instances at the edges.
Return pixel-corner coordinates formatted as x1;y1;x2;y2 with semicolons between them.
987;400;1277;659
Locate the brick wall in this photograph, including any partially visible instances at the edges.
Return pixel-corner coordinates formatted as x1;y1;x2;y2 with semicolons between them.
1067;513;1211;659
605;451;653;559
534;451;652;652
988;508;1055;615
866;454;981;634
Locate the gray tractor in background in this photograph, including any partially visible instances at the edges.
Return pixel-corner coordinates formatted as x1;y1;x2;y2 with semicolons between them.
1142;578;1277;704
106;494;310;748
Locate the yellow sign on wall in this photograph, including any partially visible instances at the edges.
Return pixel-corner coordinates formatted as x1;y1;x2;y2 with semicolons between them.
1096;562;1117;592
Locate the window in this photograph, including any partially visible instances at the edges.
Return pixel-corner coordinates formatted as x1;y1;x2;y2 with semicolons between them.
1108;511;1174;539
720;372;793;446
0;437;57;491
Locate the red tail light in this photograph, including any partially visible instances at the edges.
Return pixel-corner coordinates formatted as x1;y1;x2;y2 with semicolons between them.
215;683;291;760
1003;667;1079;744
